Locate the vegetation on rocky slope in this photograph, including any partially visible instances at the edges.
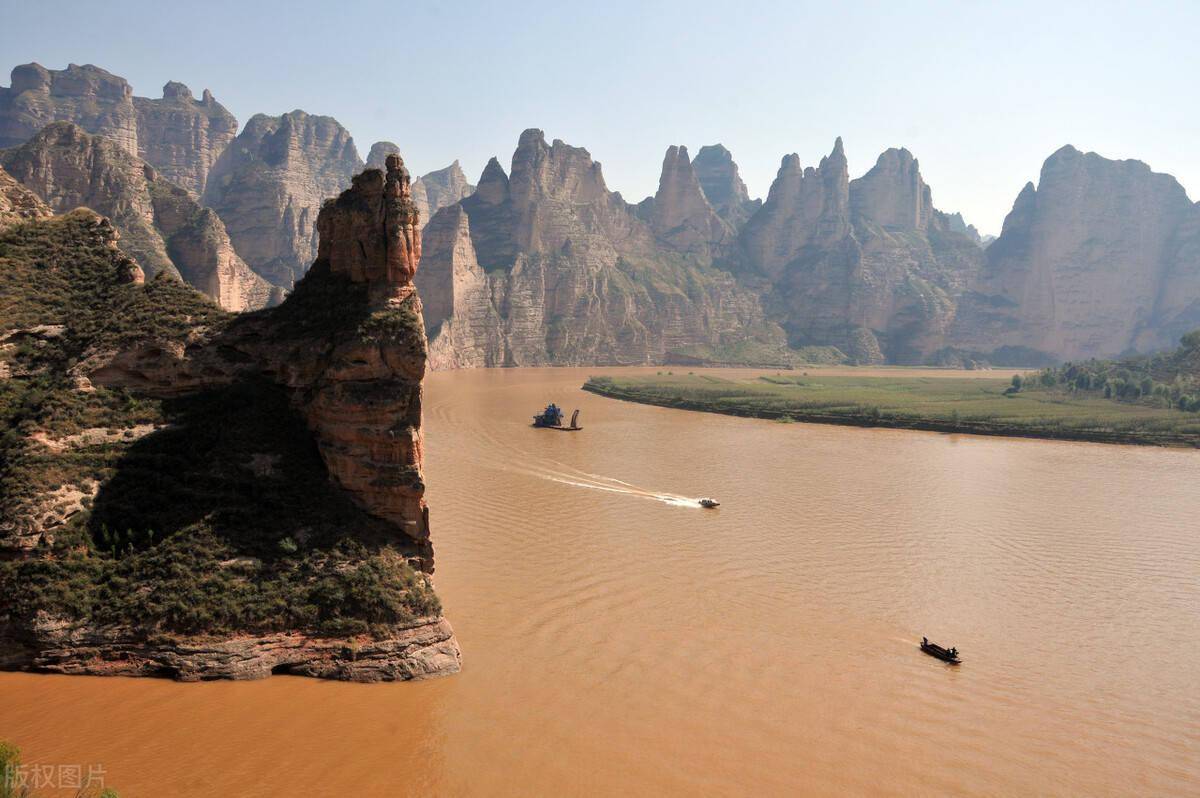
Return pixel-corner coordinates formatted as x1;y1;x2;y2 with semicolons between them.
0;213;438;642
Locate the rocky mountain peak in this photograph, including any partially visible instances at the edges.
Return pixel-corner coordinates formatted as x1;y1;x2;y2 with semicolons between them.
953;145;1198;360
0;62;139;154
741;139;851;279
474;157;511;205
648;144;732;255
367;140;401;170
202;109;363;287
317;154;420;301
161;80;193;102
509;128;609;211
693;144;751;209
849;146;934;230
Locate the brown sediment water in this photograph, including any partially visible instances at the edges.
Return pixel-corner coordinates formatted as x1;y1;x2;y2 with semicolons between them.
3;366;1198;796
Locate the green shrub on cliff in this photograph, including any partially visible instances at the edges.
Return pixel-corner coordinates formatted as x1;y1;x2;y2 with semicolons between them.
0;215;439;642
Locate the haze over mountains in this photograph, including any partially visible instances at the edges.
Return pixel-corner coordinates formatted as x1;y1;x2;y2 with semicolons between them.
2;61;1199;366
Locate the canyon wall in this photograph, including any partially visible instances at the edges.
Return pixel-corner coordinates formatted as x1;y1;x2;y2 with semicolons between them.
738;141;984;363
951;146;1200;361
1;122;275;311
0;63;237;196
202;110;363;288
416;130;783;369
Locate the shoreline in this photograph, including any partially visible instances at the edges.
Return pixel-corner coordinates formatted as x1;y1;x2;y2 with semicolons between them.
582;381;1200;448
0;616;462;682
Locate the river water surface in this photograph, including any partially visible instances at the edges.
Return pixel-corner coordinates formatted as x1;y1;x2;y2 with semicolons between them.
3;367;1198;796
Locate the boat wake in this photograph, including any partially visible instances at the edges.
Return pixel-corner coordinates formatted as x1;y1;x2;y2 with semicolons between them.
514;461;703;508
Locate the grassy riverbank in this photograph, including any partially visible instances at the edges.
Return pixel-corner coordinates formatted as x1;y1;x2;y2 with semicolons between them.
582;372;1200;446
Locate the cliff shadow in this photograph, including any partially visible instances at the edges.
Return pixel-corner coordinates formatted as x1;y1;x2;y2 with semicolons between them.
87;376;426;564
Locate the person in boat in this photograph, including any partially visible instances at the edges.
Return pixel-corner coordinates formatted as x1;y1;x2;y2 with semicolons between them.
922;637;928;646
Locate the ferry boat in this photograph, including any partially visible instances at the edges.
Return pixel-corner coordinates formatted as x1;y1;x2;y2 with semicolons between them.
532;404;582;431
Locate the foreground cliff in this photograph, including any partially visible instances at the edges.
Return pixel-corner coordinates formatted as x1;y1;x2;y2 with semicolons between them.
417;129;787;369
0;157;460;681
2;122;274;311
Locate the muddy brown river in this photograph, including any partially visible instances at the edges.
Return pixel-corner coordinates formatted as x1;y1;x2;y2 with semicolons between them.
3;367;1198;796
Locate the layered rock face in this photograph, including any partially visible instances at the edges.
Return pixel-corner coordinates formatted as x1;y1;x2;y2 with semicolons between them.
298;156;431;541
0;64;237;197
132;81;238;196
1;159;460;681
738;140;983;362
951;146;1200;361
203;110;364;288
0;63;138;154
849;147;933;230
417;160;474;222
0;164;51;229
366;142;474;229
417;129;780;369
2;122;274;310
692;144;761;227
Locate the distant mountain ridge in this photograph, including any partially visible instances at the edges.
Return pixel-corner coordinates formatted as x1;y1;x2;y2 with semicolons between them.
3;60;1199;366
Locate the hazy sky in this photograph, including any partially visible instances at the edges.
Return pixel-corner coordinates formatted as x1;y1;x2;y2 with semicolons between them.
2;0;1197;234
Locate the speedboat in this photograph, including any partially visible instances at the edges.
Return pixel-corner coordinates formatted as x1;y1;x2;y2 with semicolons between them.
920;637;961;664
699;498;720;508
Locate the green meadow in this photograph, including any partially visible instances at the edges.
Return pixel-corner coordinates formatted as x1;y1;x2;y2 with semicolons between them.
583;372;1200;447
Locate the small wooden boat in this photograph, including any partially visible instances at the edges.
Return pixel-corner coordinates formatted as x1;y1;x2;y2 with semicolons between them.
920;637;961;664
699;498;720;508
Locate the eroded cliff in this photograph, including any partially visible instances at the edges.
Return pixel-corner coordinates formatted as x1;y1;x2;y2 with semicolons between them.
0;63;237;197
951;145;1200;361
0;157;459;681
1;122;274;311
738;140;983;363
203;111;364;288
417;129;785;369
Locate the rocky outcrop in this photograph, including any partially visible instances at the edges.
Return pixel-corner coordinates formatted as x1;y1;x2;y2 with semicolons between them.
643;145;733;256
1;158;460;681
417;160;474;221
1;122;274;310
952;145;1200;361
366;142;475;230
737;139;983;362
0;63;138;154
0;163;51;229
692;144;760;228
1;64;236;197
365;141;400;171
741;139;853;281
8;614;458;682
417;129;782;369
132;82;238;196
203;110;363;288
849;148;933;230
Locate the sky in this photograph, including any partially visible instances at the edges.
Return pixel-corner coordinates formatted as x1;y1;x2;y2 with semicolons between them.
2;0;1198;235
